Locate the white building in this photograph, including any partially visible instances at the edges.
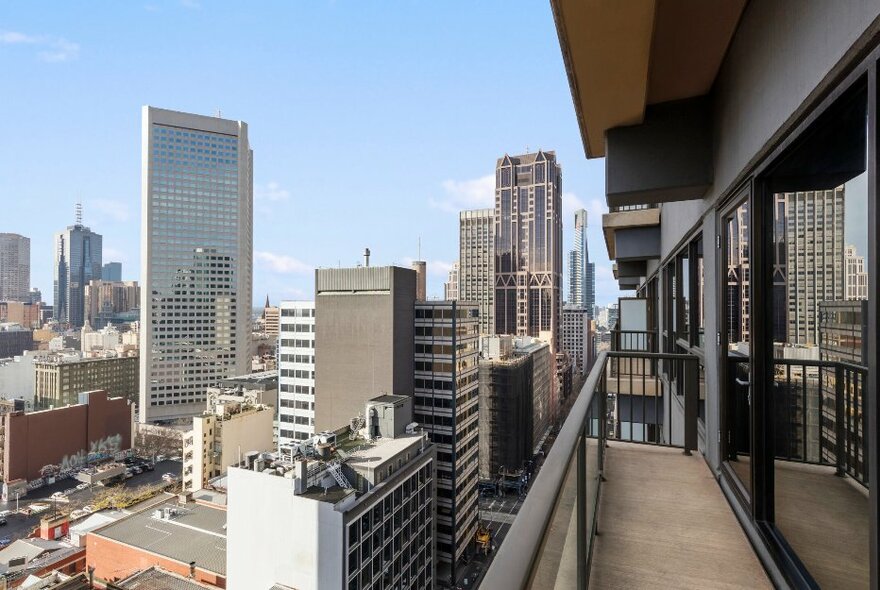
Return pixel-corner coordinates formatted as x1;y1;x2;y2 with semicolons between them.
182;386;274;492
0;350;51;408
227;395;436;590
845;244;868;301
278;300;315;448
562;305;592;374
139;106;253;422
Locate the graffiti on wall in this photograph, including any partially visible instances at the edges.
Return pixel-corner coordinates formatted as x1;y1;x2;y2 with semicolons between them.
55;434;124;472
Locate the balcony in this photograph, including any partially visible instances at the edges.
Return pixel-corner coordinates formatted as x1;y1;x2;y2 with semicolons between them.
602;207;660;287
482;347;772;589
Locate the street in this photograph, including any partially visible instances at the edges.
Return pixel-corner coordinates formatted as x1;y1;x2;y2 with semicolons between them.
0;460;182;544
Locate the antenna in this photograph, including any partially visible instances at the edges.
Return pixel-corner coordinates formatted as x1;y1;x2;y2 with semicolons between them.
216;108;222;118
75;202;83;225
418;237;421;261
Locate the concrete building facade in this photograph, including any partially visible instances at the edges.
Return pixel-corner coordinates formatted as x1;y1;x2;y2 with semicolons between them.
278;300;315;446
845;244;868;301
34;354;138;409
494;152;563;352
443;262;459;301
84;280;139;329
227;396;436;590
562;305;593;374
182;387;274;491
414;300;479;577
314;266;415;432
0;323;32;359
458;209;494;335
140;106;253;422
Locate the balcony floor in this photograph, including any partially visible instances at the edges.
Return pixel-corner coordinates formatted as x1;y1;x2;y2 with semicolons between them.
577;442;770;589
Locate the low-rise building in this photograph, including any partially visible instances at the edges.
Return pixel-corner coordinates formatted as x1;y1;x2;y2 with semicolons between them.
227;395;436;590
0;390;133;497
0;301;41;329
182;387;274;492
34;353;138;409
86;496;227;588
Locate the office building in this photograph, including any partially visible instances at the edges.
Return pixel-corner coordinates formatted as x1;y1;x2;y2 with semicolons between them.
484;5;880;588
182;386;274;491
54;210;102;328
101;262;122;282
477;337;552;479
458;209;494;334
0;323;33;358
494;151;563;352
0;389;132;490
34;353;138;409
261;299;280;338
278;300;315;446
412;260;427;301
568;209;595;315
314;266;415;432
444;261;459;301
140;106;253;422
86;496;227;588
0;233;30;302
845;244;868;300
414;300;479;577
562;305;593;374
83;280;139;329
227;395;436;590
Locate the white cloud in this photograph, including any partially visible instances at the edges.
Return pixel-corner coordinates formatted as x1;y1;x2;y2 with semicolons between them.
89;199;132;222
254;181;290;202
103;246;129;264
255;251;312;274
1;31;79;62
429;175;494;213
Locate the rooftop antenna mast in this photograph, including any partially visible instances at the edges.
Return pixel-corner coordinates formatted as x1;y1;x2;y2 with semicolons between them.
216;107;222;118
418;237;421;261
75;202;83;226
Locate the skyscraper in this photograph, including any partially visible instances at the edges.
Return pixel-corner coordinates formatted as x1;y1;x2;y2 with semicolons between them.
140;106;253;422
53;209;102;327
101;262;122;282
494;151;563;351
0;234;30;302
459;209;494;335
278;300;316;446
567;208;594;314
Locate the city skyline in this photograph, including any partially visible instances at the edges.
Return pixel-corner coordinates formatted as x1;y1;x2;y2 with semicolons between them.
0;2;618;308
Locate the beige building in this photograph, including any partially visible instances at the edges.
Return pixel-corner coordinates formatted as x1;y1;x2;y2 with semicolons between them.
182;386;274;491
34;353;138;409
459;209;494;335
0;301;41;329
84;280;139;329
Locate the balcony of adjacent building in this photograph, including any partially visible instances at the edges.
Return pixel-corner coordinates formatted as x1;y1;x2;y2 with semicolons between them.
482;328;871;589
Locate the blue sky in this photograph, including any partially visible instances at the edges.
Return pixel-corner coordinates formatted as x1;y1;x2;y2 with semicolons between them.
0;0;618;307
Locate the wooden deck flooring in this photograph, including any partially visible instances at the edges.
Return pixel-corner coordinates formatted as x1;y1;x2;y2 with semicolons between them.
541;442;771;589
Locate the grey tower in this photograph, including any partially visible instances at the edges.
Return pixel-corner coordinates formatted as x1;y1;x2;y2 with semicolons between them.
53;208;102;327
314;266;416;432
494;151;563;350
0;234;30;302
140;106;253;422
568;209;595;316
101;262;122;282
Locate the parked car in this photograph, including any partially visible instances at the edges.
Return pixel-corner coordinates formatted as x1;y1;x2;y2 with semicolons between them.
161;473;177;482
0;510;12;518
50;492;65;500
69;510;87;520
76;483;89;491
142;462;155;472
155;455;166;462
132;466;143;475
0;517;7;526
82;505;94;514
0;537;10;547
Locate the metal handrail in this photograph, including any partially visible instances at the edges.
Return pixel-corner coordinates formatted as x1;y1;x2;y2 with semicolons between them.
480;351;607;589
481;350;700;589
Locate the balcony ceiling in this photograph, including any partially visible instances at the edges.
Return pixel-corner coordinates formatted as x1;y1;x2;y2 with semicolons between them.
551;0;747;158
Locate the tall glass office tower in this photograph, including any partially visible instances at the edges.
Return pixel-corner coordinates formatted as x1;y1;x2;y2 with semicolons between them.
54;210;102;328
140;106;253;422
568;208;595;316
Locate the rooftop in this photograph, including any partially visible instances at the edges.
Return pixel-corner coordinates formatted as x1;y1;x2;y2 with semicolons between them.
91;499;226;575
114;566;217;590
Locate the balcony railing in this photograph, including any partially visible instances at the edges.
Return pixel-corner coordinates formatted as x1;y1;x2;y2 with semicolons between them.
481;348;700;589
728;355;868;486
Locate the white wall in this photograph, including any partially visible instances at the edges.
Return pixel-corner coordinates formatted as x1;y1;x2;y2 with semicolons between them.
0;350;49;407
227;467;344;590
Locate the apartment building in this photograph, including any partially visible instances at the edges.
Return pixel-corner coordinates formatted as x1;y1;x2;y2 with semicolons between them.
182;386;274;491
485;3;880;588
227;395;436;590
458;209;493;335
